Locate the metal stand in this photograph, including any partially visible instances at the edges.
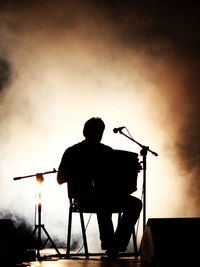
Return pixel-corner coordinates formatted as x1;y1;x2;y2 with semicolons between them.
13;169;61;259
116;129;158;231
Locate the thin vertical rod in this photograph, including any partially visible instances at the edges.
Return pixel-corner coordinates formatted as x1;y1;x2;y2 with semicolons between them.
142;155;147;232
37;188;42;258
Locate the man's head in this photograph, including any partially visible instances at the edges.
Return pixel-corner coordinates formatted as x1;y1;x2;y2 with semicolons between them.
83;117;105;143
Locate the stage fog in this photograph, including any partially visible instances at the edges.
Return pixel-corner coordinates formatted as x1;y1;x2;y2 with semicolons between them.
0;1;199;250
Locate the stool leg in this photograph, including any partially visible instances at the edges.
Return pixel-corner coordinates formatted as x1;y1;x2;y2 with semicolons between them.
118;213;121;224
66;205;73;258
132;227;139;258
79;211;89;258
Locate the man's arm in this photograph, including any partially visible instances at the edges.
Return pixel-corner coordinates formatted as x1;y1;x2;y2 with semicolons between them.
57;167;67;185
57;148;72;185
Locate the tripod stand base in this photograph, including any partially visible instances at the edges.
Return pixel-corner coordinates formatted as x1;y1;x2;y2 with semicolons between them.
31;224;61;258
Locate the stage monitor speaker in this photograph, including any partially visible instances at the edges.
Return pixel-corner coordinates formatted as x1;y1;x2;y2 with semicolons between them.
140;218;200;265
0;219;24;263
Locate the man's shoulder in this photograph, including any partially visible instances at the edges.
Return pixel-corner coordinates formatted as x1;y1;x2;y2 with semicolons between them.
64;141;83;154
63;141;113;154
99;143;113;151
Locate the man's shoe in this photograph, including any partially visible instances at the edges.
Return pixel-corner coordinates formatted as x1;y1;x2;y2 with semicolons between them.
105;248;119;258
101;241;113;250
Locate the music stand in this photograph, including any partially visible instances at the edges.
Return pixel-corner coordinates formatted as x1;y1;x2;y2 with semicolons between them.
13;169;61;259
116;129;158;231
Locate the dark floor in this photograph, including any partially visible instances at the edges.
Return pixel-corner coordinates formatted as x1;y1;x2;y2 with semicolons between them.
8;248;198;267
28;258;151;267
20;249;153;267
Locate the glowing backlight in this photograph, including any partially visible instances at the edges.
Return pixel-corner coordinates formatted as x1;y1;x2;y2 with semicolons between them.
35;181;42;206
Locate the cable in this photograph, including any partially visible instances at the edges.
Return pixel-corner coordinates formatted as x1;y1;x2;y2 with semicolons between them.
125;127;134;140
76;213;92;254
117;127;142;254
125;191;143;254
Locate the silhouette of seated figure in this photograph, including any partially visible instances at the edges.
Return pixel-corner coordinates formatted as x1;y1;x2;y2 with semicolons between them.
57;117;142;257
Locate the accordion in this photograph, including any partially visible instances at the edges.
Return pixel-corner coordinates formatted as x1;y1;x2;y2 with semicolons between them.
96;149;142;195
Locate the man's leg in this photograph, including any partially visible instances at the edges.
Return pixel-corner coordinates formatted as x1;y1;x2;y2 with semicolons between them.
96;210;114;250
107;195;142;256
78;191;115;250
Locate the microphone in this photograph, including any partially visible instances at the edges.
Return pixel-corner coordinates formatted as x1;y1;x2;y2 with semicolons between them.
113;126;125;133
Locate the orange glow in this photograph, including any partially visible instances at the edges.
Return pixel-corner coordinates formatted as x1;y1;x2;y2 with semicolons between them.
35;181;42;206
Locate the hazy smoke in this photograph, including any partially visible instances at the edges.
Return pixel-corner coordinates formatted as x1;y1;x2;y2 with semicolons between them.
0;0;200;249
0;58;11;93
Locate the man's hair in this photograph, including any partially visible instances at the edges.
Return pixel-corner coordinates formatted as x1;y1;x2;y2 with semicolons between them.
83;117;105;138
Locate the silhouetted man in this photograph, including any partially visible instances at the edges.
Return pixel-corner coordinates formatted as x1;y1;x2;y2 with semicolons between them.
57;117;142;257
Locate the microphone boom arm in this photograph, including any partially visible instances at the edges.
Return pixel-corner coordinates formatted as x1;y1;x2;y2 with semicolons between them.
118;130;158;157
13;168;57;181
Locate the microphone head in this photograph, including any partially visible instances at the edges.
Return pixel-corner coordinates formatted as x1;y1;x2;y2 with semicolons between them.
113;126;125;133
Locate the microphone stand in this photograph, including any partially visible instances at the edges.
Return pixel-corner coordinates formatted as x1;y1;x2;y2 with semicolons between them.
117;129;158;232
13;168;61;259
